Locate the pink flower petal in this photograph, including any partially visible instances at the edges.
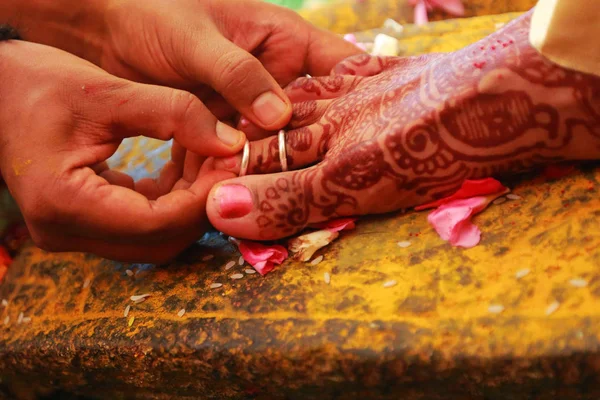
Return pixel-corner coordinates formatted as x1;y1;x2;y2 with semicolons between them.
310;218;357;232
0;246;11;284
356;43;368;51
427;197;488;248
429;0;465;16
450;218;481;248
414;0;429;25
238;241;288;276
343;33;357;44
415;178;506;211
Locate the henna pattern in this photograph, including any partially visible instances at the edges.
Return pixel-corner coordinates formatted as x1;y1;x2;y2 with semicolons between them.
441;91;559;146
252;137;279;174
255;169;319;238
254;10;600;237
290;101;317;125
251;127;313;174
321;141;404;190
289;75;346;97
288;127;313;152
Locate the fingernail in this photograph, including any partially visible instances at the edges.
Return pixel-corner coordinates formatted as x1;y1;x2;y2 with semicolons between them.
216;121;244;146
216;184;253;219
213;156;238;171
252;91;288;126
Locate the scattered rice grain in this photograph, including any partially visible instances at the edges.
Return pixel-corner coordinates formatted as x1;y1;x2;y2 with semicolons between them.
124;305;131;318
22;317;31;323
383;280;397;288
202;255;214;261
546;301;560;315
397;241;412;248
177;308;186;317
493;197;507;205
17;312;23;324
125;269;134;277
128;316;135;327
515;269;530;279
231;273;244;280
1;299;7;307
130;294;151;302
369;322;380;329
311;255;324;265
210;283;223;289
488;304;504;314
569;278;588;288
507;194;521;200
225;261;236;270
238;256;245;266
324;272;331;284
244;269;256;275
2;316;8;325
83;278;91;289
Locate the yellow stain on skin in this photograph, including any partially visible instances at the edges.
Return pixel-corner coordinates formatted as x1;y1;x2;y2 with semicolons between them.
12;159;32;176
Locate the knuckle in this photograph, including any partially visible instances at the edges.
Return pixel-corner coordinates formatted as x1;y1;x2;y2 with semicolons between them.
214;53;262;94
169;90;199;124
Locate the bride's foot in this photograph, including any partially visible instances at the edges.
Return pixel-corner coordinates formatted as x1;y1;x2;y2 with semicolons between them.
207;10;600;240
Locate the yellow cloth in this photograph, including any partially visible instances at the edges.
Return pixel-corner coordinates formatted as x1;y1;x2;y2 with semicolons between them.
530;0;600;76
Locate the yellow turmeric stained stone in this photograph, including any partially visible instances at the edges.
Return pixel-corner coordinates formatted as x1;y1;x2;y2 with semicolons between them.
1;8;600;399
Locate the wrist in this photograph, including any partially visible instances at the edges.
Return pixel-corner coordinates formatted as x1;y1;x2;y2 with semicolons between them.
0;0;108;64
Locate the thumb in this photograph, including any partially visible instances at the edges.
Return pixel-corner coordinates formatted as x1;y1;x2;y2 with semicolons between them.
94;80;247;157
304;27;365;76
189;34;293;131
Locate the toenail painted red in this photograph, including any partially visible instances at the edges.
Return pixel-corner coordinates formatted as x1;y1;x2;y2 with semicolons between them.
216;184;253;219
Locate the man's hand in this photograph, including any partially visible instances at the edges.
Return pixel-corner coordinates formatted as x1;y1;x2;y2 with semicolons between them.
5;0;362;136
0;40;239;262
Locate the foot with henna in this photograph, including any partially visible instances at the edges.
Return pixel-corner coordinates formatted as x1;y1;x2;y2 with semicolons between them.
207;10;600;241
